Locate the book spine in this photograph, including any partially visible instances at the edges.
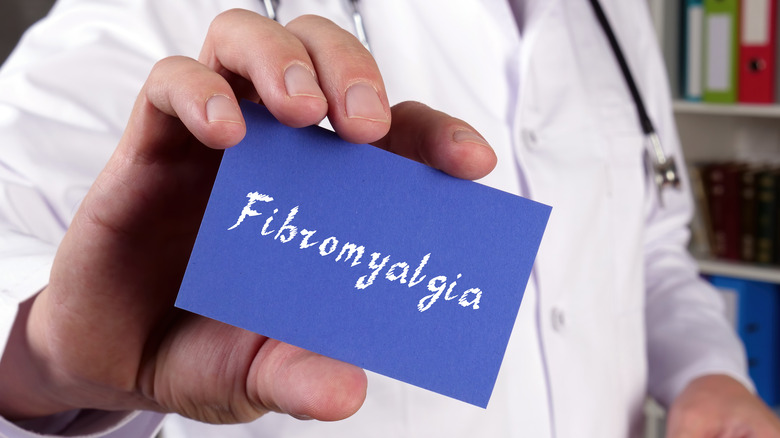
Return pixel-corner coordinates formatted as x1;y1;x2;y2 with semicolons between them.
689;163;714;257
741;168;758;262
684;0;706;100
738;0;778;103
703;0;740;103
722;165;742;260
705;164;728;258
707;276;779;406
755;170;777;265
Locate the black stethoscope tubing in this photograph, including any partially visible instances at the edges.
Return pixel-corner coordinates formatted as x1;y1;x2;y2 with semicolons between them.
588;0;681;200
588;0;655;136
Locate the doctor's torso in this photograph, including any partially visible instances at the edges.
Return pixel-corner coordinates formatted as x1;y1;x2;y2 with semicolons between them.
158;1;665;436
4;0;676;436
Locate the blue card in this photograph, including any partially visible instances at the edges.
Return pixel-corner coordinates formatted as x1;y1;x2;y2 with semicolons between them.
176;102;551;408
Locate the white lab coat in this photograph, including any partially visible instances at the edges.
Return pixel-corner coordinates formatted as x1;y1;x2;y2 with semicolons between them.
0;0;749;437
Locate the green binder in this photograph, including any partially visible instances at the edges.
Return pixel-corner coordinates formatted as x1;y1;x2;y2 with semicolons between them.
702;0;739;103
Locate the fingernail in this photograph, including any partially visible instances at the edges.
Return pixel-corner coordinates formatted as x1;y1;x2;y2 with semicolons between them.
345;82;388;122
206;94;242;124
284;64;326;100
452;129;490;147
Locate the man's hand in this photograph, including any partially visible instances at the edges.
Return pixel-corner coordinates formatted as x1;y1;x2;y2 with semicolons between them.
0;9;496;425
666;374;780;437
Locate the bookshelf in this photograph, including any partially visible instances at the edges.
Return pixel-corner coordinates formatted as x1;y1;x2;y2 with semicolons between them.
697;258;780;284
645;1;780;436
673;101;780;118
674;104;780;275
676;103;780;280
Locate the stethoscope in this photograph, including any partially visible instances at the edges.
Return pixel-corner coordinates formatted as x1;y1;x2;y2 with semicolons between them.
262;0;681;204
587;0;681;204
263;0;371;50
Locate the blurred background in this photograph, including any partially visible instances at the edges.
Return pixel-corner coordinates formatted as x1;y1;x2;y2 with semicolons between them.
0;0;55;63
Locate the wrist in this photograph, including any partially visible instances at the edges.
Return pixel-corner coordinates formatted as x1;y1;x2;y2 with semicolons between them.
685;374;753;397
0;293;75;420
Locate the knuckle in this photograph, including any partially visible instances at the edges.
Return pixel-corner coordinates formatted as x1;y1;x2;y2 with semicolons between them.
211;8;260;29
149;55;191;79
286;15;370;56
211;8;281;37
286;14;338;29
207;9;285;51
206;9;300;63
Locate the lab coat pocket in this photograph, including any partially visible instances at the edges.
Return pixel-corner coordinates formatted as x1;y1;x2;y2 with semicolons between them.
590;100;649;315
599;102;646;163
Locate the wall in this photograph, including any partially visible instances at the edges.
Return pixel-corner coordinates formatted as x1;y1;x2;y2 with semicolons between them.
0;0;56;63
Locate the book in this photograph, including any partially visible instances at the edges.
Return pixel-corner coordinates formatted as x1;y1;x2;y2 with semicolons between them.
683;0;706;100
755;168;778;265
703;0;740;103
704;162;743;260
662;0;683;98
740;166;760;262
654;0;684;99
688;163;714;258
738;0;778;103
708;275;779;406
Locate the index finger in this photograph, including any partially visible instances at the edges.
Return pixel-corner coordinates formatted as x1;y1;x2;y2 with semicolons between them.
199;9;329;129
286;14;391;144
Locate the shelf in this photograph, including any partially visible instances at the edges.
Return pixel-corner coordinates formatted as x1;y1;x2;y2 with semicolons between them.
673;101;780;118
697;258;780;284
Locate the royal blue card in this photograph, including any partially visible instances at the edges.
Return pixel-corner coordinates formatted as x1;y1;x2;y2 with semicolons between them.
176;102;551;408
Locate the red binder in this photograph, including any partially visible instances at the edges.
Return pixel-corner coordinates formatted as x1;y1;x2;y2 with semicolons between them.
739;0;777;103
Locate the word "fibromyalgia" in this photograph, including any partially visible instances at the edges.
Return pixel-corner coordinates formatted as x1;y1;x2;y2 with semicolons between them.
228;191;482;312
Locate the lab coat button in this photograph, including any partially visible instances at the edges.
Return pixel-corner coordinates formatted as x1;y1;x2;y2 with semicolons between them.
521;129;537;147
551;307;565;331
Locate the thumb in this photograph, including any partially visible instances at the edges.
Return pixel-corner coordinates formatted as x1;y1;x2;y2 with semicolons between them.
249;340;367;421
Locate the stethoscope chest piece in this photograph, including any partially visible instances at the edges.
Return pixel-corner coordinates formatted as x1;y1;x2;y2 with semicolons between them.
645;132;681;206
